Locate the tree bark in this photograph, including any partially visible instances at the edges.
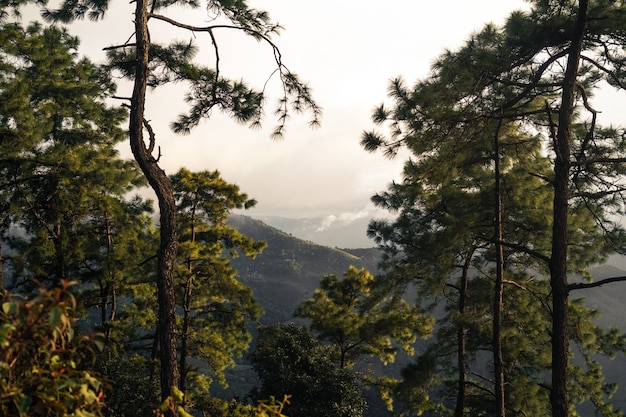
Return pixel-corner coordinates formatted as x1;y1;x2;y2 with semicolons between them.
0;240;4;291
454;254;472;417
550;2;588;417
493;122;505;417
180;204;196;402
130;0;179;402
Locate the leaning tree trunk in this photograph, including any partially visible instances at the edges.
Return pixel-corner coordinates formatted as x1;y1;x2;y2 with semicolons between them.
550;2;588;417
130;0;179;401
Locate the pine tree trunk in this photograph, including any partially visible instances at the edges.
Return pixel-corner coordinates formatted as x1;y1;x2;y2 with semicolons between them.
180;203;197;400
550;2;588;417
0;239;4;291
454;254;472;417
180;277;191;398
130;0;179;402
493;122;505;417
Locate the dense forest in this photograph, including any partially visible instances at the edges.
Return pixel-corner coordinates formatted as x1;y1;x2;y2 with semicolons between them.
3;0;626;416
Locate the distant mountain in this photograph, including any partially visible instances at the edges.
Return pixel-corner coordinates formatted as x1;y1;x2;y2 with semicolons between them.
227;214;381;324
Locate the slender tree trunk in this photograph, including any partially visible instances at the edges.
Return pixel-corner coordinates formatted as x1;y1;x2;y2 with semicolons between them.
54;221;67;281
0;238;4;291
493;122;505;417
180;276;191;397
180;208;196;401
130;0;179;402
550;2;588;417
454;253;472;417
102;212;115;342
0;235;4;290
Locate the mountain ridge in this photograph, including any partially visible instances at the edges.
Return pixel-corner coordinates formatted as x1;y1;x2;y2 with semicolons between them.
227;214;382;324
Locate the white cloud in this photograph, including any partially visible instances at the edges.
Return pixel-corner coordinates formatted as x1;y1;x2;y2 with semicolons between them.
316;207;384;233
316;215;338;232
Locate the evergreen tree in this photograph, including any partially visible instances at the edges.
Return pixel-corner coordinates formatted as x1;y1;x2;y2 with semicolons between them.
170;167;265;410
295;265;432;412
295;266;432;371
0;22;150;300
250;323;366;417
0;21;165;415
362;2;626;414
36;0;321;400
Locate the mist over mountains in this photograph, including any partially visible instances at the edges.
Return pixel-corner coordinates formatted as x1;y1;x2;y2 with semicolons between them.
249;214;377;249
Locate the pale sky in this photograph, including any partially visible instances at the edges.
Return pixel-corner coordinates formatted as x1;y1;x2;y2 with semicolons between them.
23;1;545;246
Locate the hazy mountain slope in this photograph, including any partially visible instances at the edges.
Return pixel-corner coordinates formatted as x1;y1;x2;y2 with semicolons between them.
227;214;381;324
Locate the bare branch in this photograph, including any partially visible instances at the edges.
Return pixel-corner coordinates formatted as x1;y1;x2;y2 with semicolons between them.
142;118;157;157
103;42;137;51
496;48;569;112
569;275;626;291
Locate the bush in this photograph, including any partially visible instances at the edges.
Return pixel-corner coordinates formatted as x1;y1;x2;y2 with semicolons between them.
0;281;106;417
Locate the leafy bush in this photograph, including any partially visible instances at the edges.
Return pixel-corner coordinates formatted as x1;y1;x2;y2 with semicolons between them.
0;281;106;417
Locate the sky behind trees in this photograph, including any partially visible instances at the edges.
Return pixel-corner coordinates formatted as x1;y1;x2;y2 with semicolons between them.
26;0;626;247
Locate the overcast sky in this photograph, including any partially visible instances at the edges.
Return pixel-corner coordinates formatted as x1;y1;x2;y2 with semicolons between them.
23;1;539;246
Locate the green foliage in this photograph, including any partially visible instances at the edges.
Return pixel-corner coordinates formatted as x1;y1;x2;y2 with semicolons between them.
95;354;160;417
362;1;626;415
0;21;150;294
158;392;292;417
296;266;432;369
171;168;264;408
250;323;366;417
252;395;291;417
69;0;321;139
0;281;106;417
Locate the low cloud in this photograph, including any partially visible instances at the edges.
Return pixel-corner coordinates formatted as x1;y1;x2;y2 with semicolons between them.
316;214;338;232
316;209;371;232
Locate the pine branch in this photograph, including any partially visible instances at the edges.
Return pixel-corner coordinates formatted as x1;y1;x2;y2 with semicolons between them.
495;48;570;113
569;275;626;291
580;53;626;90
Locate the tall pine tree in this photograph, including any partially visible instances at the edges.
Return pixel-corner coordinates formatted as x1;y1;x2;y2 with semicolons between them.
362;2;626;414
36;0;321;400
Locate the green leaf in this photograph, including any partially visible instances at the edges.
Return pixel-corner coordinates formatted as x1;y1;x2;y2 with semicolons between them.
171;385;184;402
159;398;171;413
2;301;17;315
0;323;14;347
80;382;99;404
177;406;194;417
16;393;31;415
49;306;63;328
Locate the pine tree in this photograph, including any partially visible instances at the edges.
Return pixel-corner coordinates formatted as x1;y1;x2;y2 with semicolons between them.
36;0;321;401
0;22;148;299
362;3;626;413
170;167;264;409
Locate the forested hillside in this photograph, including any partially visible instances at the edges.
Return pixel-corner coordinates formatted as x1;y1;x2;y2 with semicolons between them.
227;214;381;323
